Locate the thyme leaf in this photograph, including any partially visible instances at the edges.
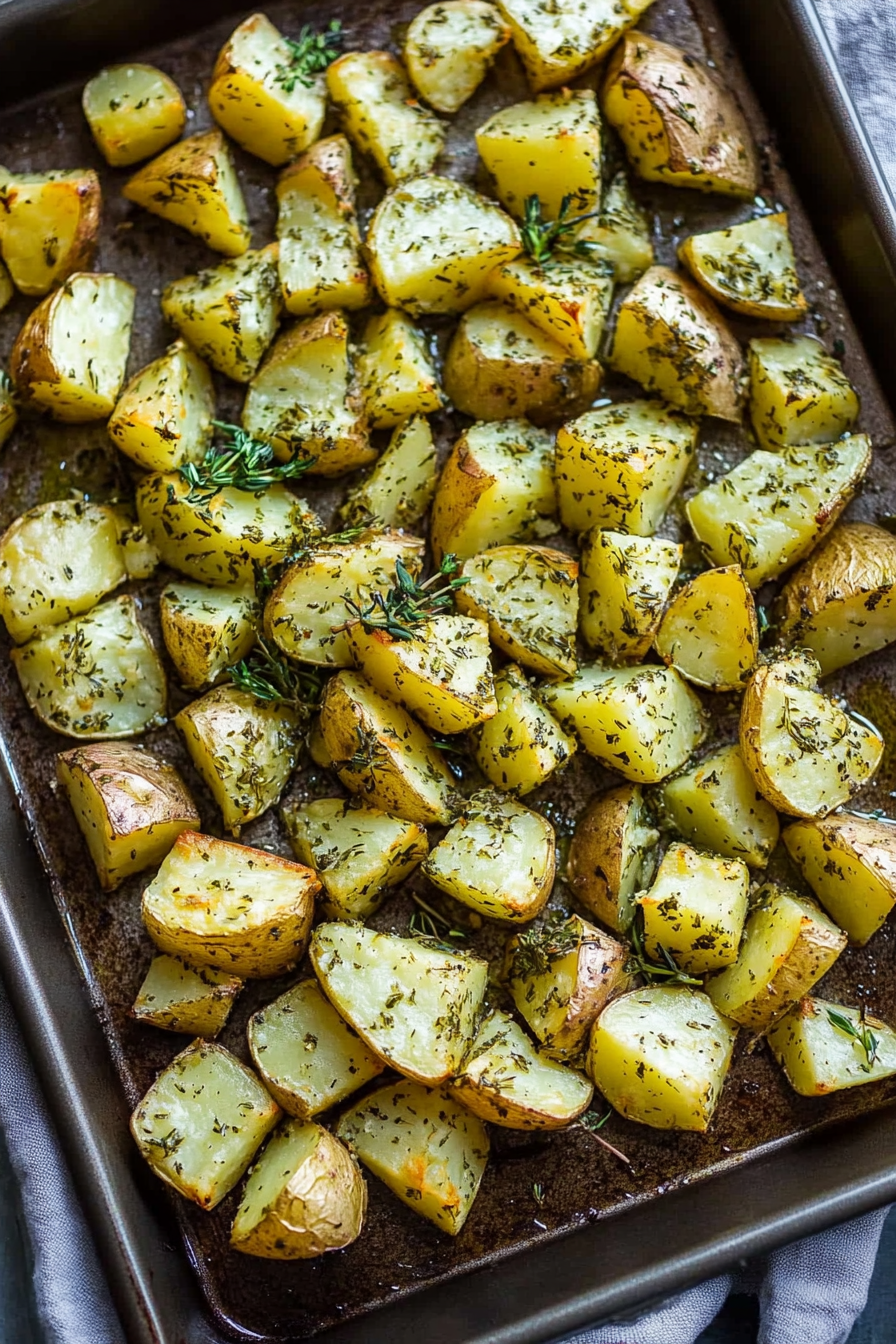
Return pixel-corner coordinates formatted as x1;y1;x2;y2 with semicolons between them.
275;21;343;92
336;554;469;641
228;637;323;711
177;421;315;513
626;915;702;987
532;1182;545;1206
520;193;602;266
826;1006;880;1072
511;911;580;978
576;1109;630;1165
408;892;468;947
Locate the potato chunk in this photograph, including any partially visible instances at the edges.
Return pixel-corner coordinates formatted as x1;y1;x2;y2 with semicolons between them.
108;340;215;474
740;652;882;818
542;664;705;783
326;51;444;187
405;1;511;113
231;1121;366;1260
0;169;101;295
578;529;681;661
132;955;241;1038
357;310;444;429
130;1041;279;1209
281;798;428;921
497;0;654;91
159;583;257;690
555;399;697;536
424;790;555;923
12;597;166;739
637;842;749;975
209;13;327;166
706;884;846;1029
566;783;659;932
476;89;602;219
767;997;896;1097
679;213;806;321
11;272;134;422
160;245;280;383
685;438;872;589
337;415;438;530
455;545;578;678
655;566;759;692
658;743;780;868
571;170;654;283
82;64;185;167
311;923;488;1084
123;129;250;256
336;1080;489;1235
142;831;319;977
587;986;736;1132
473;663;576;796
489;254;614;359
602;32;759;198
782;813;896;946
57;743;198;891
748;335;858;449
430;419;556;562
0;368;16;447
367;175;521;316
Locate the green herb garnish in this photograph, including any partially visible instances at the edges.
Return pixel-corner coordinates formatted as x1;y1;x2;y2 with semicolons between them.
228;637;323;711
626;915;702;987
177;421;315;511
275;21;343;93
338;555;469;641
576;1109;630;1165
511;911;580;979
520;193;602;266
826;1007;880;1072
408;892;468;946
532;1182;545;1206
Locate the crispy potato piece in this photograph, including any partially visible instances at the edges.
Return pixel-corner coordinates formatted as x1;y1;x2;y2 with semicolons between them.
571;170;654;283
336;1080;489;1235
367;175;521;316
587;986;736;1132
123;129;250;256
209;14;327;166
782;813;896;946
130;1040;279;1209
405;1;511;112
430;419;556;562
748;335;858;449
655;566;759;692
740;651;882;818
337;415;438;530
159;582;257;690
319;670;457;825
231;1120;366;1259
82;64;185;167
281;798;428;921
476;89;602;219
277;136;370;315
0;366;15;447
555;399;697;536
176;685;300;834
358;310;443;429
679;213;806;321
12;596;166;740
768;997;896;1096
638;842;749;974
142;831;319;978
132;955;242;1038
602;32;759;198
685;437;872;589
566;783;659;932
473;663;576;796
161;245;280;383
706;884;846;1030
497;0;654;91
0;169;101;296
11;272;134;422
108;340;214;473
311;923;488;1084
658;743;780;868
489;254;614;360
455;545;578;678
610;266;745;421
578;529;681;661
57;743;198;891
327;51;444;186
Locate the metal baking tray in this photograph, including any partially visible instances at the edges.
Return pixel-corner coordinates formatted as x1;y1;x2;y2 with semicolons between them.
1;1;896;1342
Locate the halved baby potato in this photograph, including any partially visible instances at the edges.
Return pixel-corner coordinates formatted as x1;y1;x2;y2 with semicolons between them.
132;955;242;1038
0;169;101;295
497;0;654;91
405;1;511;113
767;996;896;1096
637;842;749;975
159;582;258;690
679;213;807;321
358;309;444;429
455;545;578;679
326;51;444;187
748;335;859;450
489;254;614;360
108;340;215;473
473;663;577;796
571;170;654;283
566;783;659;932
123;129;251;257
578;529;682;661
782;812;896;946
82;63;185;167
654;566;759;692
658;742;780;868
475;88;602;219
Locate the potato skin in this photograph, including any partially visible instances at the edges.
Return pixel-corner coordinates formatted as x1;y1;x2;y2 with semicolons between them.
566;783;658;932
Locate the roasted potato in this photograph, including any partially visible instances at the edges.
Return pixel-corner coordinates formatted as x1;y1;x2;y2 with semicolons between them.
476;89;602;219
455;545;578;678
142;831;319;978
160;245;280;383
357;309;444;429
108;340;215;473
496;0;654;91
337;415;438;530
0;263;12;311
326;51;444;187
82;64;185;167
571;170;654;283
123;129;251;257
405;1;511;113
473;663;576;796
159;582;258;690
782;813;896;946
679;213;807;321
658;742;780;868
132;955;242;1038
654;566;759;692
566;783;659;932
488;254;614;360
767;997;896;1096
748;335;859;449
602;32;759;198
0;169;101;296
637;842;749;974
0;367;15;447
57;742;198;891
578;529;682;661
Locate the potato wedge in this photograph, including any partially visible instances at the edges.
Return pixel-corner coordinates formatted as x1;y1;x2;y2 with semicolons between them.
160;245;280;384
740;651;883;818
609;265;745;421
430;418;556;562
578;529;682;661
326;51;444;187
175;686;300;834
209;14;327;166
0;169;101;296
451;1009;593;1128
706;884;846;1030
281;797;428;921
56;743;198;891
637;842;749;974
476;89;602;219
11;272;135;422
367;175;521;316
311;922;488;1084
132;955;242;1038
357;310;444;430
571;170;654;283
767;997;896;1096
123;129;250;257
405;1;511;113
782;813;896;946
655;566;759;692
602;32;759;198
748;335;859;449
277;136;370;315
443;301;603;425
248;979;385;1118
455;545;578;678
473;663;576;796
12;596;166;740
108;340;215;473
488;254;614;360
231;1120;366;1259
679;213;807;321
542;664;705;784
587;986;736;1131
685;437;872;589
555;399;697;537
142;831;319;978
336;1080;489;1235
566;783;659;932
337;415;438;530
82;63;185;167
159;582;258;690
319;670;457;825
496;0;654;91
658;743;780;868
130;1040;279;1209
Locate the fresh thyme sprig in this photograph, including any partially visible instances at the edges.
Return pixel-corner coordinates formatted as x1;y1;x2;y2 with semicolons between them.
512;911;581;978
826;1007;880;1072
626;915;702;987
337;555;469;641
408;892;468;946
576;1109;631;1165
520;193;603;266
178;422;315;510
275;20;343;92
228;637;323;711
